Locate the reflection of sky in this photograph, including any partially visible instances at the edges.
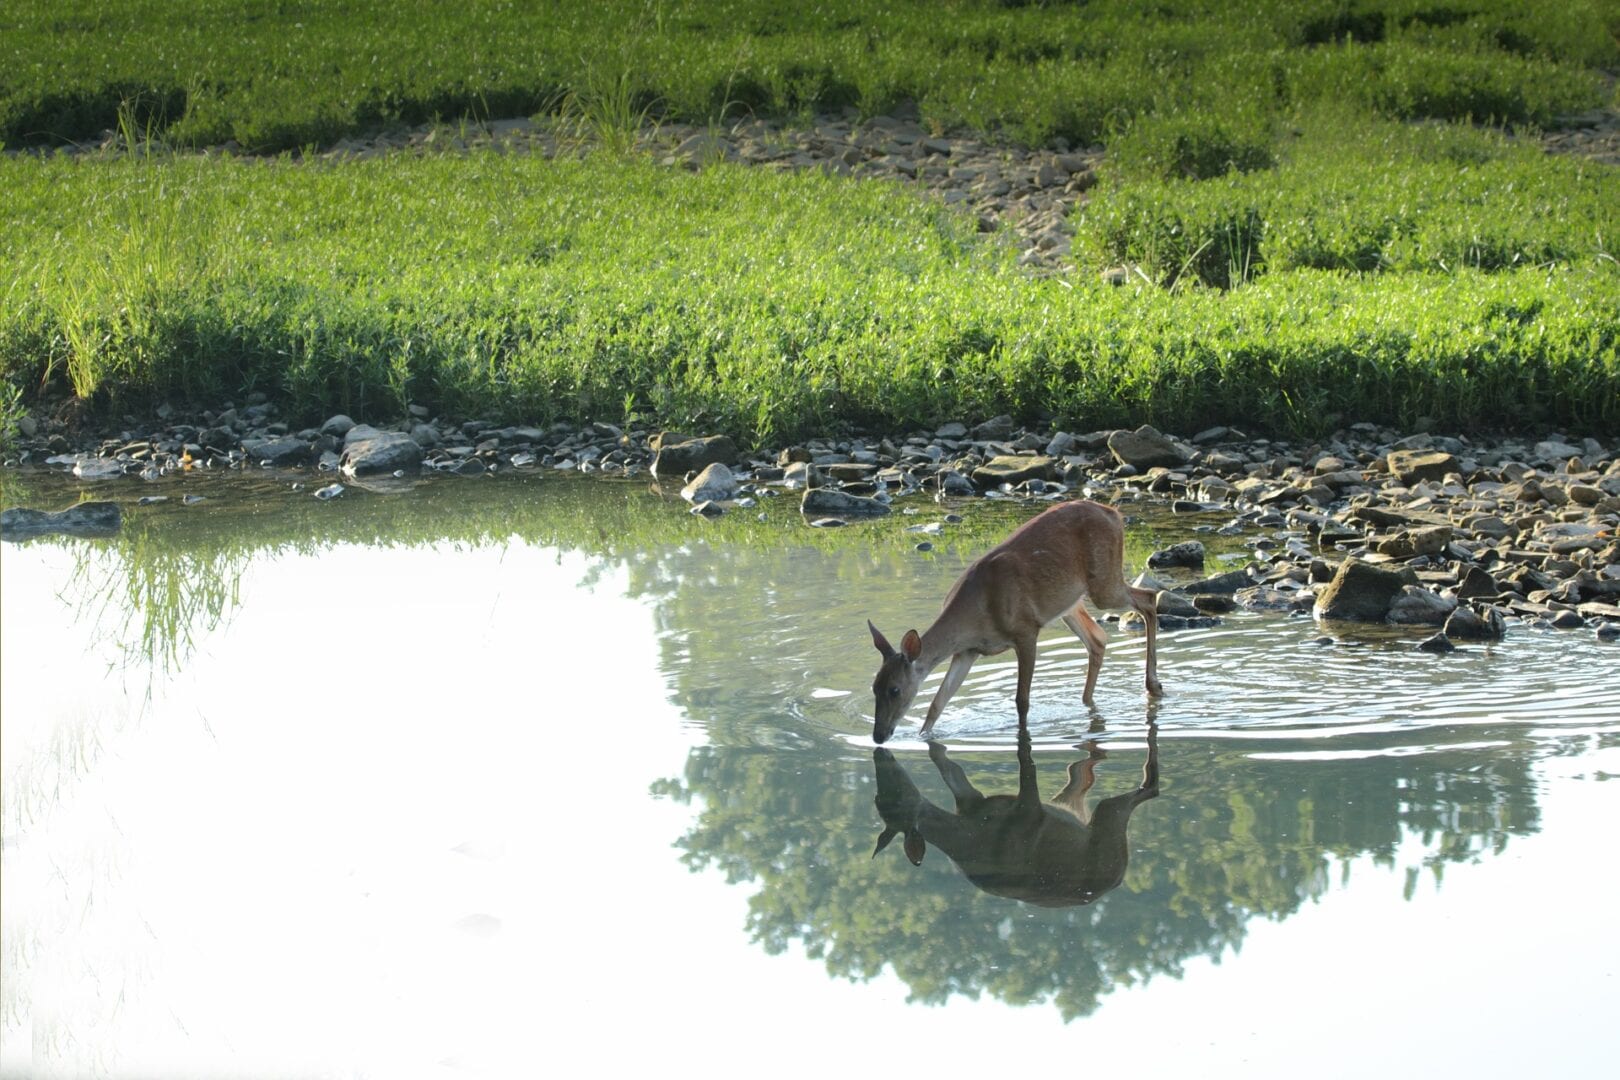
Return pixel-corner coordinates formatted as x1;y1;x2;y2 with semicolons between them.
2;537;1619;1077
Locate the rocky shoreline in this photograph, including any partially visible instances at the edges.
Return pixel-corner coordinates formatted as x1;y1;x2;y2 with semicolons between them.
5;402;1617;647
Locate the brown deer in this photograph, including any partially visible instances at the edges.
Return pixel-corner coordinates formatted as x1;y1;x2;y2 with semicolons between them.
868;499;1160;744
873;725;1161;907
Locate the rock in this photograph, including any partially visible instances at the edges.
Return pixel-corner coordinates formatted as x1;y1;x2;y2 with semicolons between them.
690;500;725;517
652;434;737;477
935;422;969;439
681;462;740;503
1147;541;1206;570
313;483;345;500
1386;449;1457;484
1235;586;1309;612
1444;604;1505;640
72;457;125;480
1597;623;1620;642
320;414;356;438
1;501;123;539
409;423;442;449
340;431;423;477
971;455;1059;487
800;488;890;517
241;435;313;467
1456;565;1501;600
970;415;1015;440
1549;610;1587;630
1314;558;1411;622
1416;632;1457;654
1375;525;1452;559
1108;426;1189;470
1180;569;1253;594
1154;590;1202;618
1386;586;1457;626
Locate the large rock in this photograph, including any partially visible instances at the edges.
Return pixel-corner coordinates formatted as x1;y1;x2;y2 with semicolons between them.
1147;541;1206;570
681;462;740;503
1108;425;1189;470
652;434;737;477
1386;449;1457;485
2;501;123;540
241;435;313;467
1314;558;1412;622
1180;569;1253;594
340;430;422;476
1386;586;1457;626
800;488;890;517
1444;604;1506;640
971;455;1060;488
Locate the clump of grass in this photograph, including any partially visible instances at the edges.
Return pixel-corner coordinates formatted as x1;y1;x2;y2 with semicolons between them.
2;150;1615;441
1078;113;1620;286
2;1;1611;151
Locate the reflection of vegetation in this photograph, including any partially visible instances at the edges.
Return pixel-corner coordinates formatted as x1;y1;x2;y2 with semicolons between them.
655;730;1541;1020
2;469;1193;679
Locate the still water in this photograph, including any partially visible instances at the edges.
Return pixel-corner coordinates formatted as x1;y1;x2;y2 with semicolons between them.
2;470;1617;1079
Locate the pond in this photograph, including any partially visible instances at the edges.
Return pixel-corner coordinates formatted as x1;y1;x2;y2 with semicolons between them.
2;469;1617;1078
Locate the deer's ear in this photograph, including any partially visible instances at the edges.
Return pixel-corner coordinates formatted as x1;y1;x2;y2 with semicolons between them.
900;630;922;661
903;832;927;866
868;620;895;659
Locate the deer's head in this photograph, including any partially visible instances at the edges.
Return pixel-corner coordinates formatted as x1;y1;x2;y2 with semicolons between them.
869;621;923;744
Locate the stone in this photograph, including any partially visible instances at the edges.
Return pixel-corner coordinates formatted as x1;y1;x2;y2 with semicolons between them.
652;434;737;477
72;458;124;480
935;422;969;439
1386;586;1457;626
681;462;740;503
971;455;1059;488
1180;569;1253;594
970;415;1015;440
1444;604;1505;640
1456;565;1500;600
1147;541;1206;570
409;423;442;449
1416;632;1457;654
340;431;423;477
313;483;345;500
1314;558;1411;622
1108;426;1190;470
801;488;890;517
241;435;313;467
320;414;356;438
1154;590;1202;618
1386;449;1457;485
1;501;122;539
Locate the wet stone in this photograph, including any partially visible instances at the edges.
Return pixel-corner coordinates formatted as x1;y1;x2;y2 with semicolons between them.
1147;541;1206;570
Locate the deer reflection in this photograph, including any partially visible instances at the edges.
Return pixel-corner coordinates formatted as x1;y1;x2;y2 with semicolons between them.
873;724;1159;907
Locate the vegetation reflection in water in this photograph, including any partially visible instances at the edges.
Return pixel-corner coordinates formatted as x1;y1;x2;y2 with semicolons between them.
0;468;1593;1029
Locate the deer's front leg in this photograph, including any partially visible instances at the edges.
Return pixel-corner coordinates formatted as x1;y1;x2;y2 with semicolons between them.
919;651;976;736
1013;635;1037;725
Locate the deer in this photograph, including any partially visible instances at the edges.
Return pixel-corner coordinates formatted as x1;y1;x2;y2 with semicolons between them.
872;724;1161;907
867;499;1160;744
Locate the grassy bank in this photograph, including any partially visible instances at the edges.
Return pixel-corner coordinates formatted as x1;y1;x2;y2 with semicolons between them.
3;149;1615;441
3;1;1613;153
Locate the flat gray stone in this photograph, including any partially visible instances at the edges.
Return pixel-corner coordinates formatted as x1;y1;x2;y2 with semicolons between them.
800;488;890;517
340;431;423;477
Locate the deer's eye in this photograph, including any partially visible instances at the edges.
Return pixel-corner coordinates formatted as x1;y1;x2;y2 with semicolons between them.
888;686;900;697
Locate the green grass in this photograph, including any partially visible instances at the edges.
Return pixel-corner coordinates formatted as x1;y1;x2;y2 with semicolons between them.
2;1;1617;443
1080;114;1620;287
2;1;1612;152
2;150;1615;441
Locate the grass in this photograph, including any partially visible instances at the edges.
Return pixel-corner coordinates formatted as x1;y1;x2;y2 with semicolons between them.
2;150;1615;441
1079;113;1620;287
1;1;1612;153
1;1;1617;443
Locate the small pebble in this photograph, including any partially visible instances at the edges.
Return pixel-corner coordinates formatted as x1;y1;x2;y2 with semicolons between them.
1416;633;1456;654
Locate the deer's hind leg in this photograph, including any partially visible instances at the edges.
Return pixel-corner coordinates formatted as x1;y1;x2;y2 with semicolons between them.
1061;604;1109;706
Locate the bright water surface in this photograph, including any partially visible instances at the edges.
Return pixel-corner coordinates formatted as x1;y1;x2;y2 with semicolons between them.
2;470;1617;1079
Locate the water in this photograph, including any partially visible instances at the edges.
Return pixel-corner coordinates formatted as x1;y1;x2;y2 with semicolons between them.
2;470;1617;1078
